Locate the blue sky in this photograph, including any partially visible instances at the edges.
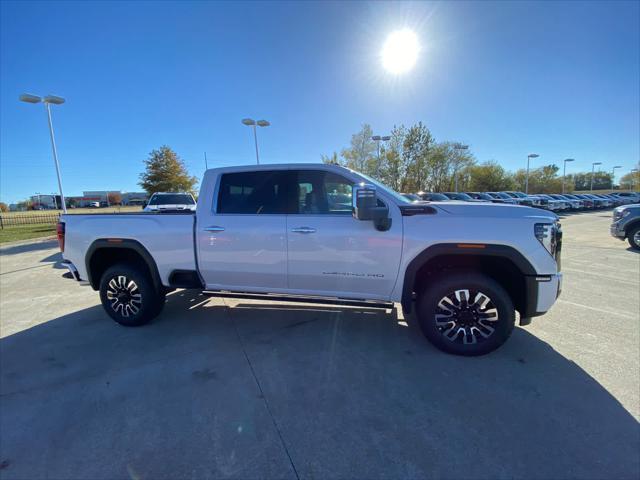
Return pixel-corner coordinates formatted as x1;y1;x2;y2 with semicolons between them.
1;0;638;203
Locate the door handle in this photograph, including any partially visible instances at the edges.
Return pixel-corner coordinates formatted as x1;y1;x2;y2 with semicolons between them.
291;227;316;234
204;226;225;232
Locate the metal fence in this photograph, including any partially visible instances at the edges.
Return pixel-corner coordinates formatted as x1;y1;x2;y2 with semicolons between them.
0;213;61;229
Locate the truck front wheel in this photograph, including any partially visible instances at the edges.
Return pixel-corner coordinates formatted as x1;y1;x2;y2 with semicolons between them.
416;272;515;356
99;263;165;326
627;225;640;251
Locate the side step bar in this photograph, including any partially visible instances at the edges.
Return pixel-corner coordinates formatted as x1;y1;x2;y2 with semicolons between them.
202;290;395;310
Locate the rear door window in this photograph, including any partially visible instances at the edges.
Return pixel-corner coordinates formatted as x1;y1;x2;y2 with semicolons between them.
217;171;290;214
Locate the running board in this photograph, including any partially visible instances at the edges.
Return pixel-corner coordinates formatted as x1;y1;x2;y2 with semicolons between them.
202;290;395;310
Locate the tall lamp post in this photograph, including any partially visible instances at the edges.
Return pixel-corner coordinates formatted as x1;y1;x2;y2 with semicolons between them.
590;162;602;192
453;144;469;192
19;93;67;213
371;134;391;176
611;165;622;190
562;158;575;194
525;153;540;194
51;192;58;210
242;118;270;165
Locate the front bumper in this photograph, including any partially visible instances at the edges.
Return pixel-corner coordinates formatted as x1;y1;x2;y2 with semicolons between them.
610;221;626;239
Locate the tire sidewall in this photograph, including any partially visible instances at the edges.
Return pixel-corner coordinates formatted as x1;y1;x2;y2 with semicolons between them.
99;264;159;326
628;226;640;250
416;272;515;356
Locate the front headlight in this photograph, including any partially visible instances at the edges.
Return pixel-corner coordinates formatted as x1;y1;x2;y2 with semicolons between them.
535;222;559;256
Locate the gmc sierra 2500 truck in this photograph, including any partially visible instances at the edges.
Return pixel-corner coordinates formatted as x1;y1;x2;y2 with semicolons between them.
59;164;562;356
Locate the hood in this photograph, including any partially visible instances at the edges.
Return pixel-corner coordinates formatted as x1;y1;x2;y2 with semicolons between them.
430;201;558;221
615;203;640;213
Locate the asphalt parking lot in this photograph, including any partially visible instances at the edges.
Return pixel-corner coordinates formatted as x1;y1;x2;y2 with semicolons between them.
1;210;638;480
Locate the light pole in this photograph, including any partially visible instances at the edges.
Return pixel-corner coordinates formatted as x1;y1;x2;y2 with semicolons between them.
525;153;540;194
453;144;469;192
242;118;270;164
631;168;639;191
562;158;575;193
611;165;622;190
35;192;41;209
590;162;602;192
371;134;391;176
19;93;67;213
51;192;58;210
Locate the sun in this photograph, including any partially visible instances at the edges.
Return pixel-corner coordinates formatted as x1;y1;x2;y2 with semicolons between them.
381;29;420;74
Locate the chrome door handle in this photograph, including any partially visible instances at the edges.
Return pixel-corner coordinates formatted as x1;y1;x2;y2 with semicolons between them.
291;227;316;234
204;226;225;232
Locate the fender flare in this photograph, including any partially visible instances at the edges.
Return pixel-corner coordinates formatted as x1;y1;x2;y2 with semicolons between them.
400;243;537;313
624;218;640;236
85;239;162;291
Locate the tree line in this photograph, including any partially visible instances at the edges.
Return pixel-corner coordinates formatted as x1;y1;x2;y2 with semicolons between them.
323;123;638;193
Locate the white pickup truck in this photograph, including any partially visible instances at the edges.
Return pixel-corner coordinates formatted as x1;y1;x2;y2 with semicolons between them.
59;163;562;356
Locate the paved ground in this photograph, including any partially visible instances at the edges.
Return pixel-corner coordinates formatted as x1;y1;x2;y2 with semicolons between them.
0;211;638;479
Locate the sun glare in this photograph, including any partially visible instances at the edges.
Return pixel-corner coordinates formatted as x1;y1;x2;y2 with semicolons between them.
381;29;419;75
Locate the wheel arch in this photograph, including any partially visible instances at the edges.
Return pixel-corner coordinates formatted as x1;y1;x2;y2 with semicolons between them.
85;239;162;292
401;243;537;317
624;218;640;237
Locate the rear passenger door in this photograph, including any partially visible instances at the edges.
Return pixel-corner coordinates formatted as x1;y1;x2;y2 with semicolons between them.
197;170;290;292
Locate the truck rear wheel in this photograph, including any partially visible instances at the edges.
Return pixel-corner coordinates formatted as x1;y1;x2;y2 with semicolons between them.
99;263;165;326
416;272;515;356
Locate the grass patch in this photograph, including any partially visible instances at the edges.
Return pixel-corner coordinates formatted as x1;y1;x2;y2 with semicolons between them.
0;224;57;244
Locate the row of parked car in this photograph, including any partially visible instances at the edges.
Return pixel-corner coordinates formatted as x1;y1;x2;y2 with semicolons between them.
402;190;640;212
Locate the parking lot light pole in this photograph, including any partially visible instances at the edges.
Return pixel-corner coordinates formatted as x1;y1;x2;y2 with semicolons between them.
525;153;539;194
242;118;270;165
562;158;575;194
371;134;391;176
590;162;602;192
19;93;67;213
631;168;639;191
611;165;621;189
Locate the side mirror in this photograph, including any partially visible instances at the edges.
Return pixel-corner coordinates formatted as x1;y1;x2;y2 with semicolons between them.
352;183;392;232
352;183;377;221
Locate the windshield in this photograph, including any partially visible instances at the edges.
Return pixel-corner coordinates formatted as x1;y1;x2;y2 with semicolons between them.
355;172;412;204
425;193;449;201
451;192;473;200
148;194;195;206
494;192;512;199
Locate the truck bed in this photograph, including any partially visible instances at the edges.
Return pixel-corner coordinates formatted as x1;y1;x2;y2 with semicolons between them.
61;212;197;285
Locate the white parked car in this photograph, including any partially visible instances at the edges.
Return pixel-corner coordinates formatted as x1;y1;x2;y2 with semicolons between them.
143;192;196;212
58;164;563;356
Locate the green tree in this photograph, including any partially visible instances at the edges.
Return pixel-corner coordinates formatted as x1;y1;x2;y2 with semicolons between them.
321;152;340;165
619;168;640;190
514;164;563;193
566;171;613;191
139;146;198;194
378;125;406;191
402;122;434;192
340;124;377;175
467;161;516;192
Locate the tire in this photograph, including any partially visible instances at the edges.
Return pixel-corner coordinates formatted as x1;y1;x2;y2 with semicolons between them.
628;225;640;251
99;263;164;326
416;272;515;356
